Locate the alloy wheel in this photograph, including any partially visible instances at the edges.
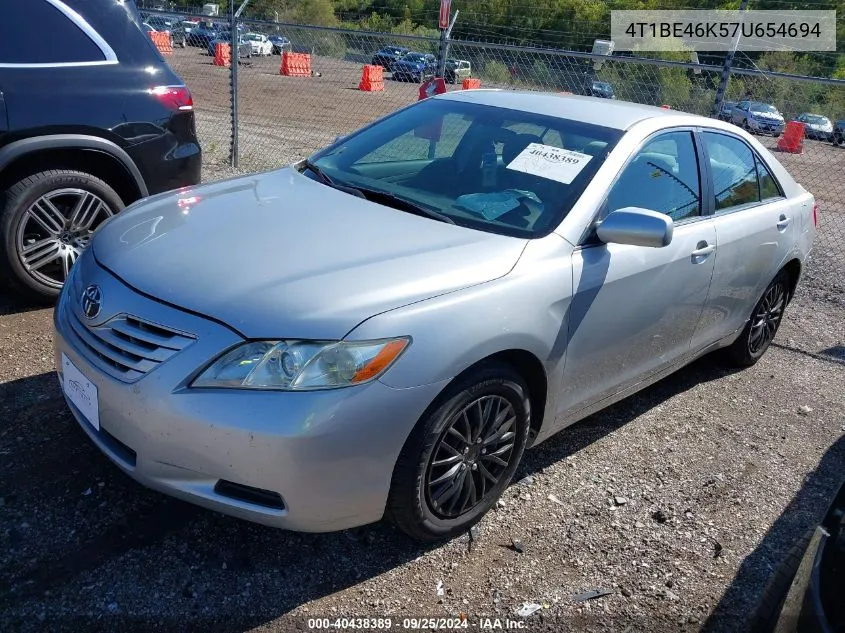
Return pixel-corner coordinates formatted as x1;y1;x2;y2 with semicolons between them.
15;188;114;289
425;395;517;519
748;281;786;355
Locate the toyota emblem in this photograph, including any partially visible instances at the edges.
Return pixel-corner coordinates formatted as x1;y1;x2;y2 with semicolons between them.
81;285;102;320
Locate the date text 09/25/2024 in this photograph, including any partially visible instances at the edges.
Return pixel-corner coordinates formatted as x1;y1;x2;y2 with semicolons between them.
307;617;529;630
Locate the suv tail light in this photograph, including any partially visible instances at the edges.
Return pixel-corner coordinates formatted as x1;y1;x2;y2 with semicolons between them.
149;85;193;111
813;202;818;227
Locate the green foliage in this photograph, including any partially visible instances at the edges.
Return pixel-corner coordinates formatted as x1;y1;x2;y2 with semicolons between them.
481;60;512;84
310;31;347;57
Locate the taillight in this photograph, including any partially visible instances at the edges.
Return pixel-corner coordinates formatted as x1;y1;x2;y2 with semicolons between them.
813;202;818;226
149;85;193;111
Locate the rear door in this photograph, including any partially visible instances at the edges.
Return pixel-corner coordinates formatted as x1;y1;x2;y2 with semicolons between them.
691;130;797;350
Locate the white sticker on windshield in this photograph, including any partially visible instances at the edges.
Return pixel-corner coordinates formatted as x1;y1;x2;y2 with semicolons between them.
506;143;593;185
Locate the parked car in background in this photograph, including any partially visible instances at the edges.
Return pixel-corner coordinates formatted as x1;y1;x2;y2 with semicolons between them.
591;80;615;99
833;120;845;147
391;52;436;82
182;19;200;34
731;101;785;136
793;113;834;141
0;0;201;300
371;46;409;71
268;34;291;55
207;32;252;58
244;32;273;56
445;59;472;84
749;478;845;633
54;91;815;542
718;101;736;121
143;15;187;48
186;23;220;47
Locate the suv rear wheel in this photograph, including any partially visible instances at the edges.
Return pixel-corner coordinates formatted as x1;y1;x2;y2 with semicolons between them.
0;170;124;301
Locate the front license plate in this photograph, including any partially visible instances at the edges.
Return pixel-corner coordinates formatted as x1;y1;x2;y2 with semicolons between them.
61;353;100;431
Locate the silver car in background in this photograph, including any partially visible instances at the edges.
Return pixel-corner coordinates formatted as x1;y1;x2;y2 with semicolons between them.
793;112;834;141
731;101;786;136
54;91;816;541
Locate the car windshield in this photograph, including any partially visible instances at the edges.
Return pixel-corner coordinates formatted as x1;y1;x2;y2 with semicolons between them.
751;103;778;114
404;53;427;63
246;34;263;41
805;114;828;124
308;98;623;238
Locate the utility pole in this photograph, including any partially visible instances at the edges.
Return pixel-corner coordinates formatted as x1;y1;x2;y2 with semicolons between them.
712;0;749;117
436;3;458;78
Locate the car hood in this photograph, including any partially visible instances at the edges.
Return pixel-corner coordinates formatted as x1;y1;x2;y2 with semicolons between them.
93;168;527;339
753;111;783;121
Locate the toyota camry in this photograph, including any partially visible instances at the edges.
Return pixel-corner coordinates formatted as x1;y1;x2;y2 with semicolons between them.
54;91;816;541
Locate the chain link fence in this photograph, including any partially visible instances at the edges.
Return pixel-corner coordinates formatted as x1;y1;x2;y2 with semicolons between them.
146;9;843;292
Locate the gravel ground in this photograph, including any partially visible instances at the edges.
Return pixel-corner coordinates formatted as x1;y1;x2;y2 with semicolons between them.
1;45;844;633
0;281;843;633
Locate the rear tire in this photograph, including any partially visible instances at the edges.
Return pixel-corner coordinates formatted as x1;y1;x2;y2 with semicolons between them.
0;170;124;301
724;270;789;368
387;362;531;542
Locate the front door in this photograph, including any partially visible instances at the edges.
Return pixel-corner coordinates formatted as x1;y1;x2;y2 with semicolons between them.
558;130;717;418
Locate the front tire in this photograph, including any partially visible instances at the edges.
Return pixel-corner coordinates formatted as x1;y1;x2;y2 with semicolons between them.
0;170;124;301
387;362;531;542
724;270;789;367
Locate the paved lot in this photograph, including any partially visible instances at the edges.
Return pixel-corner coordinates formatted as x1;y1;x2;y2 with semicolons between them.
1;45;844;633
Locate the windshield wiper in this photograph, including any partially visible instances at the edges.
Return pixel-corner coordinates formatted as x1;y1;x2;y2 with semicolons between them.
350;185;456;225
300;161;455;225
301;160;368;199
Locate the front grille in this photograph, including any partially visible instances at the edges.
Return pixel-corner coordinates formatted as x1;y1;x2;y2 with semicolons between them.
65;310;195;382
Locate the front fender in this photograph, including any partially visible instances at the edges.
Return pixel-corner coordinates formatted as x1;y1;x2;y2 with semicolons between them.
348;235;574;428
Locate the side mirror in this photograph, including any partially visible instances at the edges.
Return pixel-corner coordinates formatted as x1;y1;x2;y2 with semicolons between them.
596;207;674;248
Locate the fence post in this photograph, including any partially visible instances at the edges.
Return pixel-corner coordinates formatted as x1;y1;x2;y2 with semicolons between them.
712;0;749;117
436;10;459;78
229;2;239;168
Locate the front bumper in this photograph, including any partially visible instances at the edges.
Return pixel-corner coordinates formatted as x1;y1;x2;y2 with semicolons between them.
750;119;784;134
54;254;446;532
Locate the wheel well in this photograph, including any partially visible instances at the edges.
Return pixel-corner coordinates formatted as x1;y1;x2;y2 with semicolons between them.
782;259;802;302
463;349;548;443
0;148;143;206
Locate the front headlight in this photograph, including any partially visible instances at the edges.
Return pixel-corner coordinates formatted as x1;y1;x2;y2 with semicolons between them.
191;337;410;390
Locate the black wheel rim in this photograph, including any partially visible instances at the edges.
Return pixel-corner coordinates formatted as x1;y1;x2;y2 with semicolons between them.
748;281;786;355
425;395;517;519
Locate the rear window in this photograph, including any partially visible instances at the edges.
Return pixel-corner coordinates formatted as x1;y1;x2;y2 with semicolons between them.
1;0;106;64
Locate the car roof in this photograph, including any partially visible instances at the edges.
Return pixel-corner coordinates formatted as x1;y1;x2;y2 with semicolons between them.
437;90;691;131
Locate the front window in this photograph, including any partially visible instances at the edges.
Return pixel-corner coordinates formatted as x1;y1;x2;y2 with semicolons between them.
805;115;828;125
404;54;427;63
246;34;263;41
603;131;701;222
307;98;623;238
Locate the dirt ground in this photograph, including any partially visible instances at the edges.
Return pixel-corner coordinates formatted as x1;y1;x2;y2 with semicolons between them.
1;45;844;633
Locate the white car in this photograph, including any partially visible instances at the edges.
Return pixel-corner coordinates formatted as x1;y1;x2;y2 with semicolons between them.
244;33;273;56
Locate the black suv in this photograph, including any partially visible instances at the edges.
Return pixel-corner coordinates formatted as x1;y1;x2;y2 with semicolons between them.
0;0;201;300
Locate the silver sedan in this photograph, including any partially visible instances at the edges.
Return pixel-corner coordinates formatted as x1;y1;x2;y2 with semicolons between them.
54;91;816;541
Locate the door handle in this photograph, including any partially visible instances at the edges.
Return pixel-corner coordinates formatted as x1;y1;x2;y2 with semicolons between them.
691;242;716;258
777;214;792;230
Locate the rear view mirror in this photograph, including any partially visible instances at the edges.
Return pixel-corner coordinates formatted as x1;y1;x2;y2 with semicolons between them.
596;207;674;248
